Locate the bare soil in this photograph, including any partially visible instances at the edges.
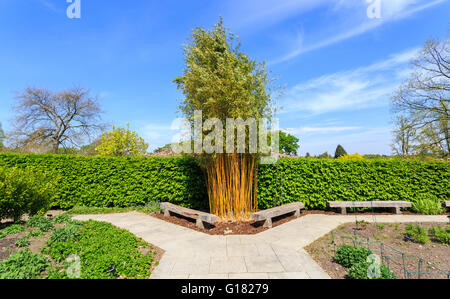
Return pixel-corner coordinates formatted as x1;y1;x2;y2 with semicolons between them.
305;222;450;279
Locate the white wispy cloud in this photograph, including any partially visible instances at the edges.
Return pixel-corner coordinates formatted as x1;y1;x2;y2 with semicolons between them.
270;0;447;64
286;126;362;135
280;47;418;115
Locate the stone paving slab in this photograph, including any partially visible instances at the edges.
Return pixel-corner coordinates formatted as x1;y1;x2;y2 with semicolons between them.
72;212;448;279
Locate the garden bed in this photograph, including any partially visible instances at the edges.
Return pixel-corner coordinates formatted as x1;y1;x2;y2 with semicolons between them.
305;222;450;279
0;214;163;279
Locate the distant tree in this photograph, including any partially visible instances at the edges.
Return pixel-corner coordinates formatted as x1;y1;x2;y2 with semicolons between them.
317;152;330;159
96;124;149;157
305;152;311;158
334;145;348;158
391;115;416;156
79;138;101;156
391;35;449;156
12;86;104;154
0;122;4;149
154;143;173;153
278;131;300;156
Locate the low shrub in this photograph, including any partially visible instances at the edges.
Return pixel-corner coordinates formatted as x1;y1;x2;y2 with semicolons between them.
334;245;373;268
348;261;396;280
411;194;445;215
0;166;58;222
405;224;430;244
0;250;49;279
0;224;25;239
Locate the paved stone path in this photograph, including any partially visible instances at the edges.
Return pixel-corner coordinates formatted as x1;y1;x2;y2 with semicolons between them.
72;212;448;279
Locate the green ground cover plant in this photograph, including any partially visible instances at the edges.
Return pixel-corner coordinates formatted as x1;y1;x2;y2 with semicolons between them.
41;220;155;279
0;250;50;279
0;224;25;238
348;261;396;280
428;226;450;245
26;215;54;232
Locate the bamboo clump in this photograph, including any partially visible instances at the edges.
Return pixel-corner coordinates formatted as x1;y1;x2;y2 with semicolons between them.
205;153;258;221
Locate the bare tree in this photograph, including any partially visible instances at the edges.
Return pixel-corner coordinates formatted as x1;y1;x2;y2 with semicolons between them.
391;115;416;156
392;34;449;155
12;86;104;153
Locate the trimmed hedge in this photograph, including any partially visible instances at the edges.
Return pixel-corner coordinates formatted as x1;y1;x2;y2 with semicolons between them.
0;154;208;210
257;158;449;209
0;154;448;211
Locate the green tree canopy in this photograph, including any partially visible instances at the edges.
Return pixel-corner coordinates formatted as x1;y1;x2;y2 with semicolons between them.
96;124;148;157
278;131;300;156
334;145;348;158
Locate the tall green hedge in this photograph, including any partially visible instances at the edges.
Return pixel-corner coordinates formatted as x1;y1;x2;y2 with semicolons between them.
258;158;449;209
0;154;448;211
0;154;208;210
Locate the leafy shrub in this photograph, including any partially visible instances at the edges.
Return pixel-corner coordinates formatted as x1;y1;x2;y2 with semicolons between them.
52;213;72;224
334;245;373;268
0;250;49;279
0;224;25;239
15;237;30;248
411;194;444;215
405;224;430;244
338;153;364;160
348;261;396;280
0;166;58;222
48;224;81;244
428;226;450;245
27;215;54;232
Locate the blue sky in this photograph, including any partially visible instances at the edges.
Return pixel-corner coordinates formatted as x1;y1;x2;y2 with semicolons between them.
0;0;448;155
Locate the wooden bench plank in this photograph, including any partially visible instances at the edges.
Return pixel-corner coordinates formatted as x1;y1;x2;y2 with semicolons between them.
160;202;218;228
444;201;450;208
328;201;412;215
251;202;304;228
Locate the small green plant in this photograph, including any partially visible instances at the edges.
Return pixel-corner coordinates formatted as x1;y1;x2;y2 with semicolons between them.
25;229;45;238
48;224;81;244
348;261;396;280
15;237;30;248
428;226;450;245
27;215;54;232
52;213;72;224
411;194;444;215
334;245;373;268
0;224;25;239
376;224;385;230
0;249;49;279
405;224;430;244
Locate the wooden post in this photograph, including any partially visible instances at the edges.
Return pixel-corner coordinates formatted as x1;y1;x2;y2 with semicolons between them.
340;207;347;215
392;207;401;215
294;209;301;217
164;209;171;217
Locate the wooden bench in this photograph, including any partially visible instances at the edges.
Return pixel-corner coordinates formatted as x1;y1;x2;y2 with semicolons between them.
328;201;412;215
251;202;304;229
160;202;218;229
